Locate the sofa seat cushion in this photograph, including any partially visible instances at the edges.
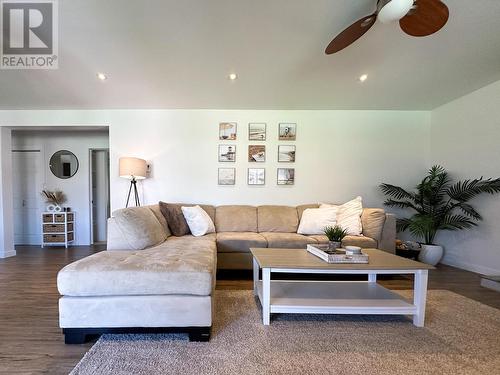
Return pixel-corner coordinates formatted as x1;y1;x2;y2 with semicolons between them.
217;232;267;253
260;232;317;248
308;235;377;248
57;245;216;297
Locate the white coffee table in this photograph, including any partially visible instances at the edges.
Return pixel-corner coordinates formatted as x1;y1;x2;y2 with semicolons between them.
250;248;434;327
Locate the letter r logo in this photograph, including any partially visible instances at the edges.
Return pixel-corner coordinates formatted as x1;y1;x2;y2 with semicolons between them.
2;1;53;54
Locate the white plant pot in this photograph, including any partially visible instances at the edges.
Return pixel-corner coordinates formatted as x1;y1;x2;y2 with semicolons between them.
418;244;444;266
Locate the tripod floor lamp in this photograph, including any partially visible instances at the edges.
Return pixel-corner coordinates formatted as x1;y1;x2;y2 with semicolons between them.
119;157;147;207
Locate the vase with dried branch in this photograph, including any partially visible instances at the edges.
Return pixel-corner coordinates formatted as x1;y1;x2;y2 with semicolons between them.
41;190;67;211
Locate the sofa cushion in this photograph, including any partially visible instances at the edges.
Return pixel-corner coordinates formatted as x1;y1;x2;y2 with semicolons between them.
57;242;216;297
159;202;191;236
260;232;317;248
321;197;363;236
297;204;319;220
113;206;167;250
216;232;267;253
307;234;377;248
159;202;215;237
361;208;386;242
215;205;257;232
147;204;171;237
297;207;338;235
181;205;215;237
257;205;299;233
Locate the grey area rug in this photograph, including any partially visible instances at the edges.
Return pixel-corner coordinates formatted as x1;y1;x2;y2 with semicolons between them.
71;290;500;375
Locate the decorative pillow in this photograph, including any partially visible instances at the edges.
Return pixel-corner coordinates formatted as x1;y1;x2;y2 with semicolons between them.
297;207;338;235
320;196;363;236
113;206;167;250
181;205;215;237
159;202;191;236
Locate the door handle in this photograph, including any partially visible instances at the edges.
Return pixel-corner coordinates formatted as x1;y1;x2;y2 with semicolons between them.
22;199;26;207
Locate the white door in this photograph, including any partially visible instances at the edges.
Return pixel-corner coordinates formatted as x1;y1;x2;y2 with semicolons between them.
12;149;43;245
90;149;110;243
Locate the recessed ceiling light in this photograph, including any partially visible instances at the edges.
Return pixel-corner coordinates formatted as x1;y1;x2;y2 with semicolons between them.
359;74;368;82
228;73;238;81
97;73;107;81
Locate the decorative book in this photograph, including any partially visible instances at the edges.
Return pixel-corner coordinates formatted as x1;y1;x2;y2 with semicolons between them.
307;244;369;264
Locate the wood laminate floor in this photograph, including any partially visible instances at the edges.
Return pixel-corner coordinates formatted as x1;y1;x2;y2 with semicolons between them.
0;245;498;374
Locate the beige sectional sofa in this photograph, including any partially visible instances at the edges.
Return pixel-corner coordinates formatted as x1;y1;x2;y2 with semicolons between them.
57;202;395;344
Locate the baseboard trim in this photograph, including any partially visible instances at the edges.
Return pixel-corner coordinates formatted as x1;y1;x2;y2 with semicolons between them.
440;258;500;275
0;250;16;258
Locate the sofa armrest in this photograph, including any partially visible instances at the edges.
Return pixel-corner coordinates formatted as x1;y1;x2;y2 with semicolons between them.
378;213;396;254
106;217;133;251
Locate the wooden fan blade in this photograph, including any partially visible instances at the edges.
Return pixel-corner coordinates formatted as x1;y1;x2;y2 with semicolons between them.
325;13;377;55
399;0;449;37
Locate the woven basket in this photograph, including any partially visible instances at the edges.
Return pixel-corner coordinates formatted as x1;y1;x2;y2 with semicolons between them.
43;224;65;233
44;234;65;243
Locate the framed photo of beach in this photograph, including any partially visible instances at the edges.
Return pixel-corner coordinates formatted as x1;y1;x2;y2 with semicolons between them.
278;145;296;162
218;168;236;185
248;145;266;162
218;145;236;162
278;123;296;141
277;168;295;185
248;123;266;141
219;122;237;140
248;168;265;185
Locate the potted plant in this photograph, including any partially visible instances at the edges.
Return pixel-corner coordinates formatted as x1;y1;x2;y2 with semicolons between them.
380;166;500;265
323;225;349;250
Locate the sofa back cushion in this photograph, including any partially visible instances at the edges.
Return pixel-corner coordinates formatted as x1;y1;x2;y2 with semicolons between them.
113;206;167;250
361;208;386;241
257;205;298;233
146;204;171;237
215;205;257;232
159;202;215;237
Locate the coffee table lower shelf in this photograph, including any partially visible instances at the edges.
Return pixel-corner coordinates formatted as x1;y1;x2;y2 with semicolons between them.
256;280;416;316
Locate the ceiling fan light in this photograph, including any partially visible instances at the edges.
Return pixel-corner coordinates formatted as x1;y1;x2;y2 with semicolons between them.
378;0;414;24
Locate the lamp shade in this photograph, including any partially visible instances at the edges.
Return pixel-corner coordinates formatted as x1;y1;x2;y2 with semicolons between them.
119;157;147;180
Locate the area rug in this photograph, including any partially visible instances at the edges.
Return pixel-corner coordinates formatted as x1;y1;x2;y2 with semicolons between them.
71;290;500;375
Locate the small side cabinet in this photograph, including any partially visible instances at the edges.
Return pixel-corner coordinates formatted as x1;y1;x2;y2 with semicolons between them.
41;212;75;248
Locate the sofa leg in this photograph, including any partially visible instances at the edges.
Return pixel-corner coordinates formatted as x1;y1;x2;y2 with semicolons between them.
63;329;88;344
188;327;211;342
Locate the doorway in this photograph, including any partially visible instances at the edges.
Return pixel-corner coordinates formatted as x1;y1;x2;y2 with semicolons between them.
89;149;110;244
12;147;44;245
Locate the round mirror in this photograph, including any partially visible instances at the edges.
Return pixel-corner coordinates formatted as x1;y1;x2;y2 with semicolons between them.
49;150;79;179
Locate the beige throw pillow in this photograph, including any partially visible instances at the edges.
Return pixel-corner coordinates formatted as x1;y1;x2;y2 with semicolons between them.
320;196;363;236
297;207;338;235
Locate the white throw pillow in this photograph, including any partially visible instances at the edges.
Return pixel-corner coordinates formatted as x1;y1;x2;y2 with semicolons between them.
320;196;363;236
297;207;338;235
181;205;215;237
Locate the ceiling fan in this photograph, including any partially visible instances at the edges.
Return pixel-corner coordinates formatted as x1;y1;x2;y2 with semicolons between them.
325;0;449;55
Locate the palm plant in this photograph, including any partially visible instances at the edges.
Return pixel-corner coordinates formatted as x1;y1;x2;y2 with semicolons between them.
380;166;500;245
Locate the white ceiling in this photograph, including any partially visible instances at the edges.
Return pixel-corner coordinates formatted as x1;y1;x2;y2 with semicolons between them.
1;0;499;110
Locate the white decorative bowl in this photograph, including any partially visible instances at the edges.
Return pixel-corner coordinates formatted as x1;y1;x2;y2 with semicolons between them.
344;246;362;255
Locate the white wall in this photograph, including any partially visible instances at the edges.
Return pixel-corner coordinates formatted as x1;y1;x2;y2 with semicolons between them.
0;110;430;213
12;130;109;246
431;80;500;275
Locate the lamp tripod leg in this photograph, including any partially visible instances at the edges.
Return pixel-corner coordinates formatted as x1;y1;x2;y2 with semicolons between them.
133;181;140;206
125;181;133;208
